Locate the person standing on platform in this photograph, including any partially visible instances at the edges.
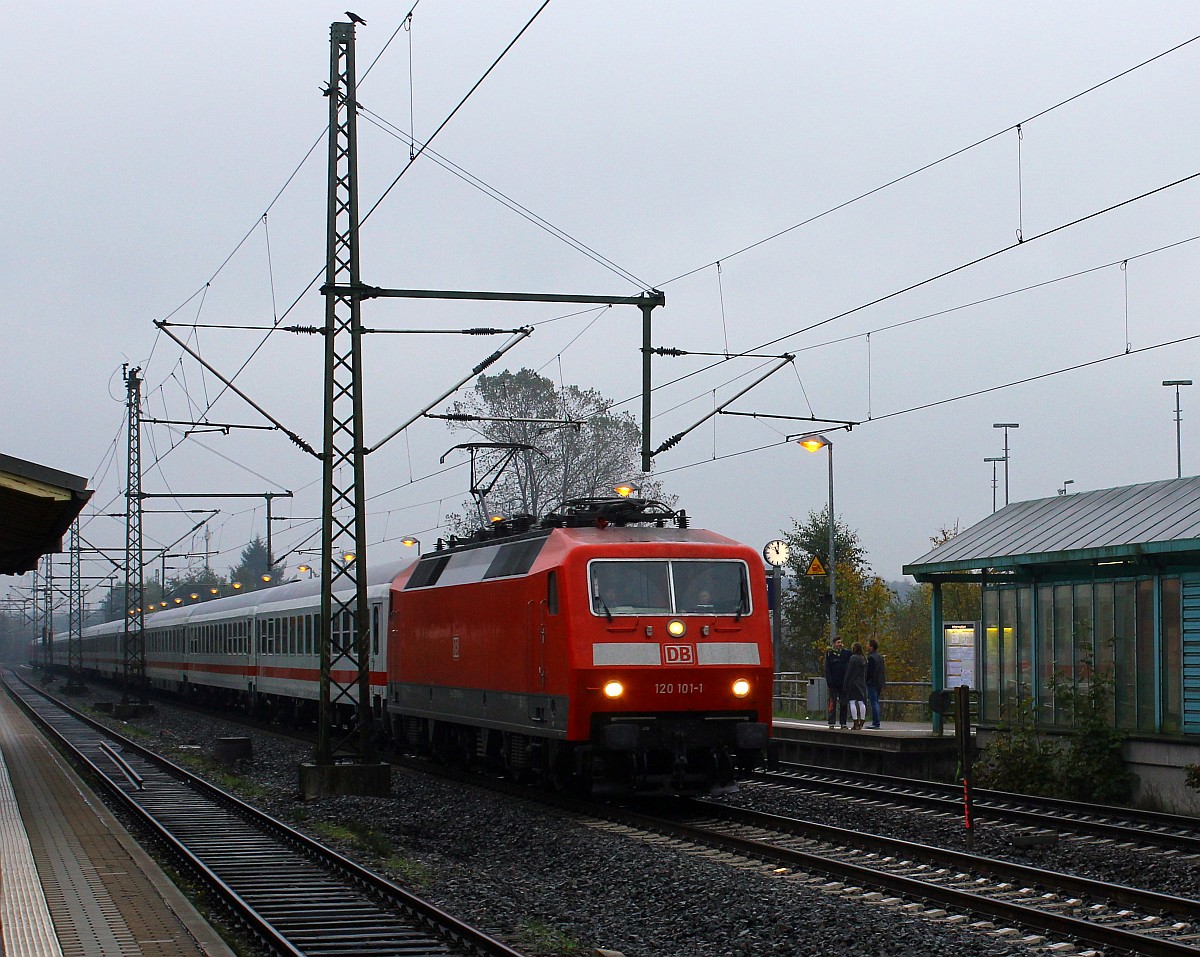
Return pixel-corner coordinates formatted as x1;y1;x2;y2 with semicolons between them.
844;641;869;729
866;638;886;729
823;636;851;729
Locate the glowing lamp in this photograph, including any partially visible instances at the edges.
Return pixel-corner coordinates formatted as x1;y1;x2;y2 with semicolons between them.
732;678;751;698
603;680;624;699
666;619;687;638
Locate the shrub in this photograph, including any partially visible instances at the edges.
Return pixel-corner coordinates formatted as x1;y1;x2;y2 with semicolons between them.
1050;665;1135;804
976;666;1135;804
973;697;1059;795
1186;764;1200;792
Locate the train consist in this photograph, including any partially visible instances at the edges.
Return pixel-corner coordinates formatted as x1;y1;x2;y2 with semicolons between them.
56;497;774;795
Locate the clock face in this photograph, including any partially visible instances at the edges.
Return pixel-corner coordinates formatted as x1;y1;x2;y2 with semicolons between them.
763;539;790;566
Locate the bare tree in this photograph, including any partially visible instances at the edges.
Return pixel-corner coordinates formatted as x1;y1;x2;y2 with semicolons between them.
445;369;671;531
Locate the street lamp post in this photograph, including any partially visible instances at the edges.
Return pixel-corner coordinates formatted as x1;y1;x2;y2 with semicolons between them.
401;537;422;556
795;433;836;646
992;423;1019;505
984;456;1006;514
1163;380;1193;478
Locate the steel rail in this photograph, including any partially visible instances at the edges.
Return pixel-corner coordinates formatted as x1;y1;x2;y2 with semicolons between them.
755;762;1200;851
685;799;1200;922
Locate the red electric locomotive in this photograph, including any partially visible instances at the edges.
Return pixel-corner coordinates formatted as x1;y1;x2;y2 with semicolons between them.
386;497;773;795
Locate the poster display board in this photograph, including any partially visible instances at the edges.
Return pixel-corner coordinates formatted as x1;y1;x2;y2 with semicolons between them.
943;620;977;689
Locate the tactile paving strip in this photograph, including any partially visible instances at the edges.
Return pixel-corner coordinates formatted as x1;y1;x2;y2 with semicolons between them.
0;739;64;957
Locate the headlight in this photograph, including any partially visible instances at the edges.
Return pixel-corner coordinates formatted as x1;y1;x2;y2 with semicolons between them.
666;619;686;637
603;680;624;698
732;678;751;697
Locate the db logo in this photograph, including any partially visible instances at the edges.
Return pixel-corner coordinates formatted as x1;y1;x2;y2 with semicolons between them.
663;644;695;664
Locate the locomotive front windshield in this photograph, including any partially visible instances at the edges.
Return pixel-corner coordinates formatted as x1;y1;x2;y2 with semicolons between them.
589;559;749;616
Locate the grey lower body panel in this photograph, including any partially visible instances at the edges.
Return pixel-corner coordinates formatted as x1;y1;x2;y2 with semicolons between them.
388;682;569;739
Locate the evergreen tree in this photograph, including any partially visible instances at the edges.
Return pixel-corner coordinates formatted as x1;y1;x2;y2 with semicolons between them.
227;537;286;592
779;507;871;673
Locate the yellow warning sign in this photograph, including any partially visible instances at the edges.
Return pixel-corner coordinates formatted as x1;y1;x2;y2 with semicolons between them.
805;556;826;576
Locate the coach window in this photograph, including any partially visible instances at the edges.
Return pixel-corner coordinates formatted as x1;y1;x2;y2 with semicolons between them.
372;605;380;656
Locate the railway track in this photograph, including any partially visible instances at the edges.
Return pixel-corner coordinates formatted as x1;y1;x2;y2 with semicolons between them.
582;797;1200;957
2;670;525;957
753;762;1200;852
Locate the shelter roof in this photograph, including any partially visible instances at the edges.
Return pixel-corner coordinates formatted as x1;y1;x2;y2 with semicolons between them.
903;475;1200;580
0;453;92;575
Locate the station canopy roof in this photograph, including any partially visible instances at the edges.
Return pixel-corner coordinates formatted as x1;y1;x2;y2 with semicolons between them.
0;453;92;575
904;475;1200;581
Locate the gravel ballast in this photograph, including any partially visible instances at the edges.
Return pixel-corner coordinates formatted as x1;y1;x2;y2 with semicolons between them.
85;690;1129;957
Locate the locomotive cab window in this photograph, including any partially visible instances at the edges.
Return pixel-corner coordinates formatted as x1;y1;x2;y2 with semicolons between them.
674;560;749;615
589;559;749;617
591;560;670;616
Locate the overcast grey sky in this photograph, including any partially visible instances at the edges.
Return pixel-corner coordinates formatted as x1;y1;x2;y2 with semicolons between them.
5;2;1200;600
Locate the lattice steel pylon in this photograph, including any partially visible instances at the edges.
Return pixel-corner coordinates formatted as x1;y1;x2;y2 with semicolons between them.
122;364;146;704
316;20;374;767
67;517;84;691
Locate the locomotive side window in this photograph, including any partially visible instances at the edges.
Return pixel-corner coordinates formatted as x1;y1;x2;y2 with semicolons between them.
547;571;559;615
406;554;451;588
590;561;671;616
484;538;545;579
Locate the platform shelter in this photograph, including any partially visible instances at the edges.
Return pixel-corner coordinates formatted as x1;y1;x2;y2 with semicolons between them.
904;475;1200;812
0;452;91;575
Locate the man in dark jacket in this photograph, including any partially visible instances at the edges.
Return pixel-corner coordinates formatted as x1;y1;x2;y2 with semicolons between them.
865;638;886;729
823;637;851;728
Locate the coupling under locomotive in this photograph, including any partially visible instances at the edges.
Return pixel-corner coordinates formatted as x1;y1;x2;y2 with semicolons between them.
386;497;774;795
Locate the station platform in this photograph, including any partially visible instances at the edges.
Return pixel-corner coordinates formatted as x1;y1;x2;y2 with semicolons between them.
0;690;234;957
771;717;973;780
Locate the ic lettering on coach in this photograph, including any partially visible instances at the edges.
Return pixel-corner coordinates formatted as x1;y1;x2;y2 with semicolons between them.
662;643;695;665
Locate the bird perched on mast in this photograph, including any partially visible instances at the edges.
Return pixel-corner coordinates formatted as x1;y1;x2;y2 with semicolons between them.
346;11;366;25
